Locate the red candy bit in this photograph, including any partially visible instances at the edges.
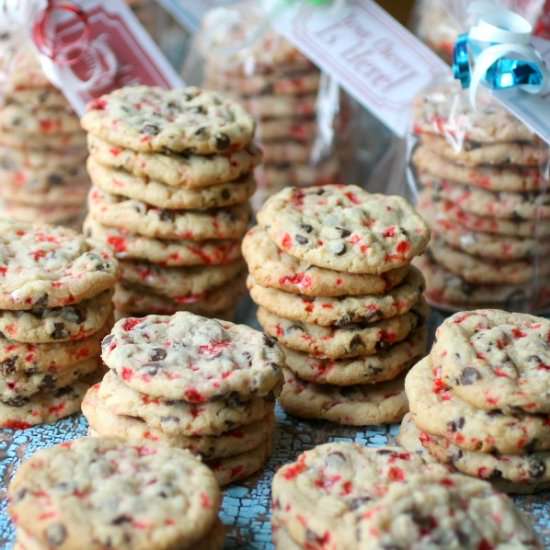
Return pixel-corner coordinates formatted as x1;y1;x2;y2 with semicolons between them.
230;465;244;478
344;191;360;205
184;388;206;403
88;98;107;110
279;272;313;290
122;318;143;331
121;367;133;381
48;403;65;415
281;233;293;250
135;445;157;457
32;249;47;261
439;477;455;487
107;235;127;253
283;456;306;480
340;480;353;496
2;420;32;430
395;240;411;255
387;466;405;482
198;339;231;357
200;492;212;508
383;226;396;238
143;431;160;441
0;266;6;276
174;293;205;305
511;327;527;339
110;147;122;156
478;540;494;550
314;473;342;490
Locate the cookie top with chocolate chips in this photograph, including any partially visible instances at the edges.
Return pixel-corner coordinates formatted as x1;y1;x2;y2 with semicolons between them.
0;220;118;310
432;309;550;414
257;185;430;274
8;437;220;550
271;443;447;548
81;86;256;155
101;312;284;401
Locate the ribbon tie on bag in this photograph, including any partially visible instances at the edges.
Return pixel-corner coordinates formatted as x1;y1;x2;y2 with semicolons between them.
452;1;550;106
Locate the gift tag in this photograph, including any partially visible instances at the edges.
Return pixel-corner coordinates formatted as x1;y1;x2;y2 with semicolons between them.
32;0;183;114
270;0;449;137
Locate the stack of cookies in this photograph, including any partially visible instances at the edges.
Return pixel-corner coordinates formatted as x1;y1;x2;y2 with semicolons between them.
411;81;550;311
199;7;345;209
82;85;259;319
400;309;550;493
271;442;541;549
0;46;89;227
9;437;225;549
82;311;285;486
0;220;118;429
243;185;430;426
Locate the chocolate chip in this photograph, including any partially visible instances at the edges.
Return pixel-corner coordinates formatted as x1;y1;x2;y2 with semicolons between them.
194;127;207;136
46;523;67;546
333;242;347;256
47;174;64;186
300;223;313;233
348;335;363;351
458;367;482;385
336;227;351;238
528;458;546;478
221;189;231;200
14;488;27;502
215;133;230;150
242;351;252;366
295;234;308;245
112;514;132;525
102;334;114;349
141;124;160;135
263;335;276;348
60;306;86;324
524;438;539;454
488;469;503;481
4;395;30;407
448;417;465;432
159;209;175;222
347;496;371;510
0;356;17;376
38;374;56;392
191;105;206;115
150;348;167;361
51;322;67;340
34;294;49;308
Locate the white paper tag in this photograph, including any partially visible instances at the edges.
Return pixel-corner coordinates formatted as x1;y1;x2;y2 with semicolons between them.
32;0;183;115
271;0;449;137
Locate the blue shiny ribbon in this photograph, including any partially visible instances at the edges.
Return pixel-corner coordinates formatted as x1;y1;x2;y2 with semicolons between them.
452;1;549;105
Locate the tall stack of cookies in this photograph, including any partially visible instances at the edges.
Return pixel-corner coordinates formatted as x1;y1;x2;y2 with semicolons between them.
198;6;346;209
399;309;550;493
0;220;118;429
411;81;550;311
82;85;259;319
82;311;285;486
0;47;89;227
243;185;430;426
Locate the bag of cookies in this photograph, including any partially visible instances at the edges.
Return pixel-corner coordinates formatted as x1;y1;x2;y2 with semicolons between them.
411;0;548;62
183;0;362;210
407;77;550;313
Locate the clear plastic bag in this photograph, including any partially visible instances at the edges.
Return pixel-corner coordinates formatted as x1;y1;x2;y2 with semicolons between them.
406;78;550;313
411;0;547;62
183;1;361;210
0;28;89;228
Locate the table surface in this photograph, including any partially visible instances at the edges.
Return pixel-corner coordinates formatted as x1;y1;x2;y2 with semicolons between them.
1;299;549;549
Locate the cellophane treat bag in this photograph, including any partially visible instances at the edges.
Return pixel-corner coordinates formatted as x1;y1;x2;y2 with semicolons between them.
0;30;89;229
408;78;550;313
185;1;359;211
411;0;548;63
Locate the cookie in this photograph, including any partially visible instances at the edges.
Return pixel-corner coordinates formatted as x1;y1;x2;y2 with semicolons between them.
95;370;276;436
279;368;408;425
0;178;89;207
418;194;550;260
419;429;550;488
0;104;81;134
259;141;317;165
407;356;550;455
8;437;221;549
413;145;544;192
0;161;88;192
0;374;98;429
207;437;272;486
397;412;443;464
87;157;256;210
256;301;426;358
433;310;550;414
358;471;542;547
204;68;321;96
413;80;538;143
0;144;87;171
87;134;262;189
255;118;318;143
242;226;409;297
82;385;273;459
256;160;340;191
0;129;87;151
81;86;255;154
271;442;445;548
419;133;549;167
0;220;118;310
0;319;110;404
84;217;242;267
2;200;84;225
419;188;550;237
281;326;426;385
119;259;244;300
247;267;425;327
0;289;113;344
101;312;284;401
258;186;430;274
421;175;550;221
430;238;550;285
88;187;250;241
272;524;301;550
414;253;545;310
242;94;317;119
113;272;245;316
5;88;70;111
